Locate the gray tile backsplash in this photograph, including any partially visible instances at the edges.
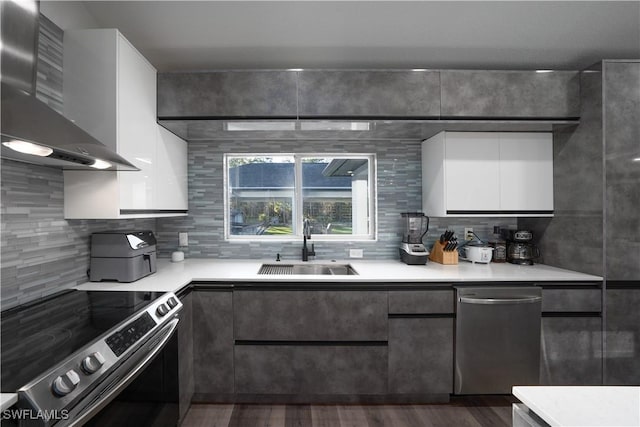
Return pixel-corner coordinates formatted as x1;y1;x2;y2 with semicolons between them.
35;14;64;114
154;139;516;260
1;160;156;310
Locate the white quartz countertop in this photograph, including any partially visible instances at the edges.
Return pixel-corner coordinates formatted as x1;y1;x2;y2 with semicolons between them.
513;386;640;427
0;393;18;411
75;258;602;293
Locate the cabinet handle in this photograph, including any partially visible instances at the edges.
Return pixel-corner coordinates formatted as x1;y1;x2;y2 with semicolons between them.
459;296;541;305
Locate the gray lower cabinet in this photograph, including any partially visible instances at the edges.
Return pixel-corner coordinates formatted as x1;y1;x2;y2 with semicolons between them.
157;71;298;118
388;289;454;314
234;344;388;395
440;70;580;118
177;291;194;422
388;318;453;395
192;290;235;398
540;316;602;385
541;287;602;312
234;290;387;341
605;288;640;385
297;70;441;117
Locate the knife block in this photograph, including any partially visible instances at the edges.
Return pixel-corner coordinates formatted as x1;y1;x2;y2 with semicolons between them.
429;241;459;265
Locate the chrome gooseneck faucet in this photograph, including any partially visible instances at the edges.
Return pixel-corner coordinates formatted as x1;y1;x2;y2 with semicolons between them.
302;219;316;261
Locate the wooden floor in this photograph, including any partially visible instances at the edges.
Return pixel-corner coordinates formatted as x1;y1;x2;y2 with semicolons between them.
182;396;515;427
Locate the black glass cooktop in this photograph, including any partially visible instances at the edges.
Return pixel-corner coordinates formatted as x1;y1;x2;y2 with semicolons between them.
0;290;164;392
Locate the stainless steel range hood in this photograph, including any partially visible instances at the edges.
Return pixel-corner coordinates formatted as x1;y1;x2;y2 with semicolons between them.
0;0;138;171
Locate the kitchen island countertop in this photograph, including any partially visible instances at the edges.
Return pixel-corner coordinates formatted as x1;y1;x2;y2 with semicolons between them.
0;393;18;411
513;386;640;427
75;259;602;293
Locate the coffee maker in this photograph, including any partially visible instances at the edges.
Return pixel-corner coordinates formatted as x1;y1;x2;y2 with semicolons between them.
399;212;429;265
502;230;541;265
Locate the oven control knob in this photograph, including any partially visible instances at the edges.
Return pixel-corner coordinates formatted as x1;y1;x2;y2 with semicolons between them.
52;369;80;396
167;297;178;309
81;352;106;375
156;303;169;317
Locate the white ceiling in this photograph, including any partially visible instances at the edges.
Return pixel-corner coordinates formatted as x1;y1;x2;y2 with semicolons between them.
44;1;640;72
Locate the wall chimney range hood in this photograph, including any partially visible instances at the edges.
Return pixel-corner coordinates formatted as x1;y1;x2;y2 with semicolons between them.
0;0;138;171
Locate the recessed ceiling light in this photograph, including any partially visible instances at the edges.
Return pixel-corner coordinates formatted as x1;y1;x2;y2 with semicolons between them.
90;159;112;169
535;70;554;73
633;157;640;162
287;68;304;72
2;140;53;157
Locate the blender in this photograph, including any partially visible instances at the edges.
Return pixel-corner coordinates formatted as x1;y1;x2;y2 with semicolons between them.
399;212;430;265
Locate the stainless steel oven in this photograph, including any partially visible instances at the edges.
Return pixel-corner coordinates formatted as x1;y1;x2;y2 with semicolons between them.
1;290;182;426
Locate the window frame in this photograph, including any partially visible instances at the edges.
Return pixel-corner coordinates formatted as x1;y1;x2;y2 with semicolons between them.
223;153;377;242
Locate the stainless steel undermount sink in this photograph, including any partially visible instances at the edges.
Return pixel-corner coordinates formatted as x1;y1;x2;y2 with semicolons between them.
258;263;358;275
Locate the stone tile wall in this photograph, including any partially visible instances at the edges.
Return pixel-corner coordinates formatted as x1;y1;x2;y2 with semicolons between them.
0;160;156;310
155;139;516;260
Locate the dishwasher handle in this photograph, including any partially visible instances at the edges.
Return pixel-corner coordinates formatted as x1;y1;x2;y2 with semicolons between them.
459;295;542;305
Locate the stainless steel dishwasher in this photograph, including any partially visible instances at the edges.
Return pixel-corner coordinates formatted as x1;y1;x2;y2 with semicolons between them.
454;286;542;394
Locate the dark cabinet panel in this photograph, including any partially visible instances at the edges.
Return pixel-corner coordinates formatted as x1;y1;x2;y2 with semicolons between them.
540;317;602;385
157;71;298;118
388;289;454;314
298;70;441;117
605;288;640;385
604;61;640;281
541;287;602;313
440;70;580;118
177;292;193;422
192;290;234;394
234;344;387;395
388;318;453;395
234;290;387;341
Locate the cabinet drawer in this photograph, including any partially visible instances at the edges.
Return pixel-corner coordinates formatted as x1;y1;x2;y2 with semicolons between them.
234;344;387;395
388;318;453;394
234;290;388;341
388;290;454;314
542;288;602;313
540;317;602;385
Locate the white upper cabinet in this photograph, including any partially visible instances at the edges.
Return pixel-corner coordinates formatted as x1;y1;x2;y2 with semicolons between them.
422;131;553;217
63;29;187;219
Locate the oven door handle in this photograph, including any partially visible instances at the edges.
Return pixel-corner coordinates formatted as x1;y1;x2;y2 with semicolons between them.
68;317;180;427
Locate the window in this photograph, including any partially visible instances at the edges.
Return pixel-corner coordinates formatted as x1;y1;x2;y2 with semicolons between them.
225;154;376;240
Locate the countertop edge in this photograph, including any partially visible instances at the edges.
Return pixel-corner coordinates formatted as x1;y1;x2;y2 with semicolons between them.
74;259;603;294
0;393;18;411
513;386;640;427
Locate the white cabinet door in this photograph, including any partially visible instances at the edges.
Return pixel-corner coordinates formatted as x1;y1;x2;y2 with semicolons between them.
499;133;553;212
117;34;157;210
444;132;501;212
156;126;188;210
63;29;187;218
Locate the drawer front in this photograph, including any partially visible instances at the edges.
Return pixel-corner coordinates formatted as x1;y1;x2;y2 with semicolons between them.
388;318;453;394
388;290;454;314
540;317;602;385
234;344;388;395
234;290;388;341
542;288;602;313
